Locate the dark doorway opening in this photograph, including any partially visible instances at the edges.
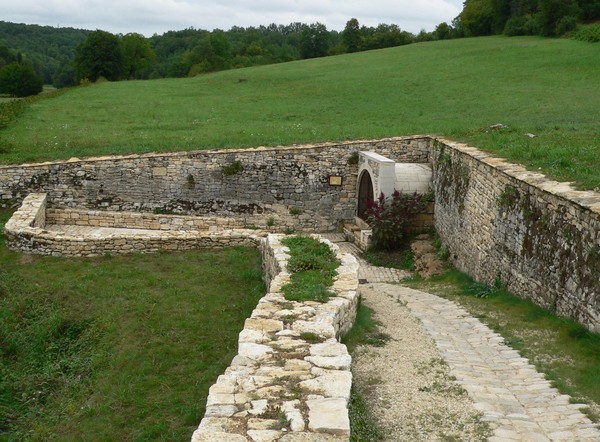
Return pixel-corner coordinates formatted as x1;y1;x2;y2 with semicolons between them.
358;171;374;221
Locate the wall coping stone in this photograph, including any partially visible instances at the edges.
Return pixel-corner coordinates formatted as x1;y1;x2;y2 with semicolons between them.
0;135;432;169
436;138;600;214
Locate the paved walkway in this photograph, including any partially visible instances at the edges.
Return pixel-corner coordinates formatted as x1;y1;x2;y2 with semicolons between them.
325;234;411;284
323;235;600;441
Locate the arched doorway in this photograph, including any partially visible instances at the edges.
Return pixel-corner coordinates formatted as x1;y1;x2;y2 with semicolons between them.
357;171;374;221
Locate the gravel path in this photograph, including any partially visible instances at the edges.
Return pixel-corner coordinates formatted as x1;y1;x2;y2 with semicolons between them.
354;282;600;442
353;283;491;441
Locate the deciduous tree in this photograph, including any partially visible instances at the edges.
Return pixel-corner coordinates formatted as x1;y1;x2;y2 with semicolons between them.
342;18;362;52
0;62;43;97
74;30;124;82
122;33;156;79
300;23;329;59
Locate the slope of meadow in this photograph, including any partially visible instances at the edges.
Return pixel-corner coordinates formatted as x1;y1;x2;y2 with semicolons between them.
1;35;599;188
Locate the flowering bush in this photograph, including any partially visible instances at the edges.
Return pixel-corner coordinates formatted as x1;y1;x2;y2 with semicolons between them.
366;191;424;251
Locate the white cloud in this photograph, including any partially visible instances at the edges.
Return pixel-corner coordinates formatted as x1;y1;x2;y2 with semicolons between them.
0;0;464;36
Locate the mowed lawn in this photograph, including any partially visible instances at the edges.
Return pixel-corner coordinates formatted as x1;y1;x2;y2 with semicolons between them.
1;36;599;189
0;210;266;441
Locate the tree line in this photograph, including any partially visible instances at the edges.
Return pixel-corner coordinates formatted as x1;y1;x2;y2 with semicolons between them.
62;20;452;85
0;19;452;95
1;0;598;97
456;0;600;37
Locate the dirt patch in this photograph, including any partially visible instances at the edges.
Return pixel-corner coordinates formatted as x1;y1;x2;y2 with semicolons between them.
411;235;445;279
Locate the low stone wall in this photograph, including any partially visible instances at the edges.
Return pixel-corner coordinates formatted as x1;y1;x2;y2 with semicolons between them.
432;139;600;332
4;194;267;257
46;208;248;231
191;234;359;442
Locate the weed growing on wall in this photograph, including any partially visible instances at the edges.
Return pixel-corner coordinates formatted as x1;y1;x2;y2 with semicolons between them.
365;191;424;251
222;160;243;176
497;184;519;209
347;151;359;165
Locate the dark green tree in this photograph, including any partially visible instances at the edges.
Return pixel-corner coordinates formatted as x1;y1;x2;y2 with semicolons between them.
433;22;453;40
578;0;600;20
185;31;232;74
53;62;76;88
536;0;581;36
74;30;124;82
300;23;329;59
458;0;495;35
342;18;362;52
122;33;156;79
0;45;17;69
0;62;43;97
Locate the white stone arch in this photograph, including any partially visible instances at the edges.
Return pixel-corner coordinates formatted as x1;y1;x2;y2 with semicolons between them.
357;152;396;201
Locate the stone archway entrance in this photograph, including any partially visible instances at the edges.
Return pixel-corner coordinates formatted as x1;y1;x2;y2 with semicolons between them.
357;170;374;221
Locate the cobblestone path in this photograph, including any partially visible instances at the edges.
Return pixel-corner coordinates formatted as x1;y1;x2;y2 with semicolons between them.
323;235;600;441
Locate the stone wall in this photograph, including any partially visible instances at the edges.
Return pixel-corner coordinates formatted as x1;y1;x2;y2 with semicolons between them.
4;193;266;257
4;135;599;332
191;234;359;442
0;137;431;233
432;139;600;332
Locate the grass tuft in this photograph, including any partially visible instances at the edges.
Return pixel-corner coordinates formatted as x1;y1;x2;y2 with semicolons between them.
280;236;339;303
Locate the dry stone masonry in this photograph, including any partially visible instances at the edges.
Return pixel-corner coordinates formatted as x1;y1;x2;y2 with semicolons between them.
4;193;266;256
191;234;359;442
3;135;600;331
431;139;600;332
0;137;430;233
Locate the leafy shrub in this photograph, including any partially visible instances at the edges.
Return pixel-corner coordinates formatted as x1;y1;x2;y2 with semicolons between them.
222;160;243;175
365;191;424;251
504;16;536;36
555;15;578;36
0;63;43;97
347;151;359;165
572;24;600;43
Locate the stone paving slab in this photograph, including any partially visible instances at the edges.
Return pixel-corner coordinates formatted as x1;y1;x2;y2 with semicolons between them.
323;235;411;284
373;283;600;442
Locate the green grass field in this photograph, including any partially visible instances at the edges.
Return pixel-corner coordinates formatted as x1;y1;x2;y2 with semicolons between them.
1;36;599;188
0;210;265;441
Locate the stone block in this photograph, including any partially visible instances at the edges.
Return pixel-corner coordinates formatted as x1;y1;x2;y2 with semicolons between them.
306;397;350;435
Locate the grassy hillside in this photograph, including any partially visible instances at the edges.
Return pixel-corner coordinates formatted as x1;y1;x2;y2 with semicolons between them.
1;36;599;189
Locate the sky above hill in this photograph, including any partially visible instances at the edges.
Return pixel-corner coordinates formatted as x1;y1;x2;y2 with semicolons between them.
1;0;463;36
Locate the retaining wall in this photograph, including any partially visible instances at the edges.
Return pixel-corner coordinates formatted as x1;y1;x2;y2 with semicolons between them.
432;139;600;332
0;137;431;233
3;135;600;331
191;234;359;442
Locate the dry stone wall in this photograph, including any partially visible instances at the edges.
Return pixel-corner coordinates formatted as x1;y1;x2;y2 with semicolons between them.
4;193;266;257
191;234;359;442
3;135;600;332
432;139;600;332
0;137;430;233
